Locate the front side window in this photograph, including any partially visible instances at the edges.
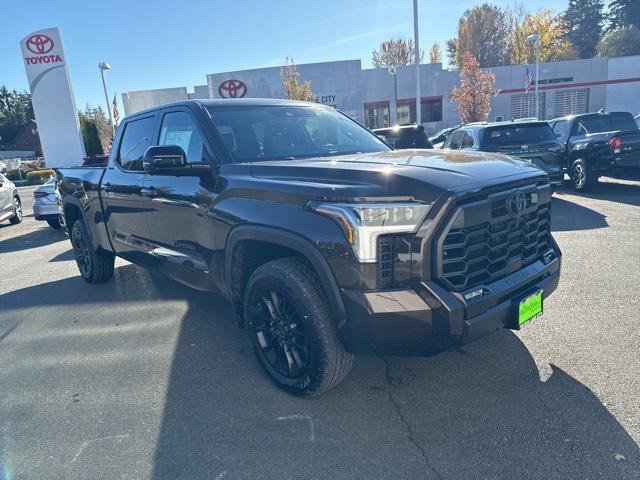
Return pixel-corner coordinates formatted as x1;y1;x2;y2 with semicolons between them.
207;106;389;162
448;130;465;149
117;116;156;171
461;132;475;148
159;112;205;163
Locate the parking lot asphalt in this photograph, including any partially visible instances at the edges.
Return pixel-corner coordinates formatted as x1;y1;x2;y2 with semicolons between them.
1;180;639;480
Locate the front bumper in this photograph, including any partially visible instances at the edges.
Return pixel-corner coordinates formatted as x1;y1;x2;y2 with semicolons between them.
339;253;561;356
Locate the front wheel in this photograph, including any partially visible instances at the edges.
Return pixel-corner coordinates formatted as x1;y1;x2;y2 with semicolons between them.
244;257;353;397
70;218;115;283
9;197;22;224
570;159;596;192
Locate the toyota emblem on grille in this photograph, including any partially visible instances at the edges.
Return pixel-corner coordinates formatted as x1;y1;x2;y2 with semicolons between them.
507;191;526;218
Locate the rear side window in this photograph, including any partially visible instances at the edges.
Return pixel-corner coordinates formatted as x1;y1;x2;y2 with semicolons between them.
483;124;556;146
576;113;638;135
117;116;156;171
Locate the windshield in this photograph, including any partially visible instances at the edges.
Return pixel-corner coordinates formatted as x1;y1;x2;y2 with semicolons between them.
483;124;556;146
576;113;638;135
207;105;389;162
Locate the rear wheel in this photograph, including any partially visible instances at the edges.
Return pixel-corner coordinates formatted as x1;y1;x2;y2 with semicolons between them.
9;197;22;224
70;218;114;283
244;257;353;397
570;159;596;192
47;218;61;229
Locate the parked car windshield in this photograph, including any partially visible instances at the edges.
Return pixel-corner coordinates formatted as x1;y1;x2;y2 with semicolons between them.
483;124;556;146
576;113;638;135
207;105;389;162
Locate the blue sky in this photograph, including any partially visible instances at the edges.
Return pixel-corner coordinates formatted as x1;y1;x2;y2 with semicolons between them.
2;0;566;109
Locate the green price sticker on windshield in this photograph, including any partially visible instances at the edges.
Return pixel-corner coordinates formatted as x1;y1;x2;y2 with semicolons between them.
518;290;543;327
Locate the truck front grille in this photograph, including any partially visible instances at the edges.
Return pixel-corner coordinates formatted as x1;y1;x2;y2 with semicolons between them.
437;186;552;291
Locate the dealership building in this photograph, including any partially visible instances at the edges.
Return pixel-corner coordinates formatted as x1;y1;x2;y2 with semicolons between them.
122;55;640;133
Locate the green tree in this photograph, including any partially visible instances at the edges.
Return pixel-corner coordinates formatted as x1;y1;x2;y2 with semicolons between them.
563;0;605;58
371;38;424;68
78;112;104;156
597;26;640;57
450;52;499;123
448;4;509;68
607;0;640;31
280;58;315;102
0;87;34;127
83;104;113;153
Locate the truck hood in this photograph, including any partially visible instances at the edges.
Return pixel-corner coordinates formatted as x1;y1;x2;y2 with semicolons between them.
249;149;547;201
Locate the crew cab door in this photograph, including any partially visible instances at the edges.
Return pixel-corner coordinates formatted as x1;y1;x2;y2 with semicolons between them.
143;107;219;287
100;114;156;261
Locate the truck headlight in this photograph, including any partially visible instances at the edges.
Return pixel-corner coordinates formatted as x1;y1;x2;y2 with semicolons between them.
307;201;432;263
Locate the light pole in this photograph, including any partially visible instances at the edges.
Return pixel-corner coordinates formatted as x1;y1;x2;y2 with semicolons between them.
388;66;398;126
99;62;115;135
413;0;421;126
526;34;541;120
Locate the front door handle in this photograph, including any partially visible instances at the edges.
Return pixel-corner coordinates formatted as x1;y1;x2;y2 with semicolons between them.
140;188;158;197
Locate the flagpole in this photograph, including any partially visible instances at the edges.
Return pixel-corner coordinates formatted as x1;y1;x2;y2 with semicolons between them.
413;0;421;126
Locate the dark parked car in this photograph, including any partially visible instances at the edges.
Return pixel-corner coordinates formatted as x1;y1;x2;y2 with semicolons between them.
373;124;433;149
429;126;459;148
443;121;564;186
549;111;640;191
58;99;561;397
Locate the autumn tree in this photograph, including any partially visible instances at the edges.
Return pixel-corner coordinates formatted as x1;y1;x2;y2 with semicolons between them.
429;43;442;64
280;57;314;102
563;0;605;58
507;8;578;64
371;38;424;68
447;4;509;68
450;52;499;123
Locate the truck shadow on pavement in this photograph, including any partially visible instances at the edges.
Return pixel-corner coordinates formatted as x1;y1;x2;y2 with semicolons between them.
0;225;66;253
2;264;637;479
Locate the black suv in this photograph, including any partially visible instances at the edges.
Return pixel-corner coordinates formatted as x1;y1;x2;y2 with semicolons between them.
373;124;433;149
443;121;564;186
58;99;561;396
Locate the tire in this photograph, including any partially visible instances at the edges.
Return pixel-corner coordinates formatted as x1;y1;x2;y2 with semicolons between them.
9;196;22;224
244;257;353;397
570;159;596;192
47;218;61;229
70;218;115;283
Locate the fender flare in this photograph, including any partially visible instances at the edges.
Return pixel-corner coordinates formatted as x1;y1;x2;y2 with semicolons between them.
224;225;346;325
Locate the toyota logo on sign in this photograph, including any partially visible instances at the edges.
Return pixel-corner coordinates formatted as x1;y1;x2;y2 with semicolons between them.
218;79;247;99
26;34;54;54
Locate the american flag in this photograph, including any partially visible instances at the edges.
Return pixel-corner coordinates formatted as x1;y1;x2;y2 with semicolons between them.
112;94;120;125
525;68;533;94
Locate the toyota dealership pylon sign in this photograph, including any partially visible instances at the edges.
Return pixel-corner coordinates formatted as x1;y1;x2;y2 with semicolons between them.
20;27;85;168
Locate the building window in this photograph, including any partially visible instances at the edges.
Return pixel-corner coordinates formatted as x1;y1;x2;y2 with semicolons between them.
510;92;546;120
364;103;390;129
396;98;443;125
421;98;443;123
553;88;589;118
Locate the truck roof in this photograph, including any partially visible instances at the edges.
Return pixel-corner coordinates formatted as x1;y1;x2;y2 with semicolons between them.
125;98;325;119
549;111;633;123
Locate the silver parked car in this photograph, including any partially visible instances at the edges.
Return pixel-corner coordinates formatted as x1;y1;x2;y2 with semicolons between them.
33;176;62;229
0;173;23;226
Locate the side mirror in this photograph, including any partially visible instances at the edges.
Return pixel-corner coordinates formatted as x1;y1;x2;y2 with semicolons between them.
143;145;187;172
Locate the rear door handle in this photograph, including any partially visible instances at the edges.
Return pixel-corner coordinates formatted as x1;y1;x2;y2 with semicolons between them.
140;188;158;197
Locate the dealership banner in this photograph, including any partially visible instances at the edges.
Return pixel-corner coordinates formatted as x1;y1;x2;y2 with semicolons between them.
20;27;86;167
